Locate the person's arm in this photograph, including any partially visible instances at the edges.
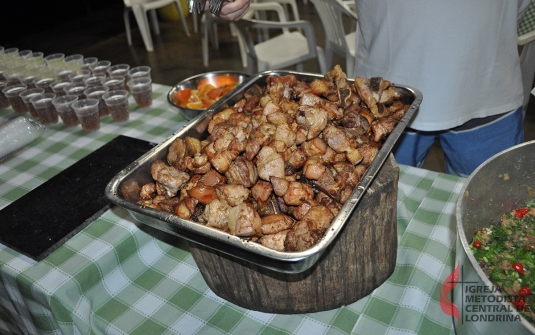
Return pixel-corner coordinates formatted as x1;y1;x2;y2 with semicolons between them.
210;0;251;21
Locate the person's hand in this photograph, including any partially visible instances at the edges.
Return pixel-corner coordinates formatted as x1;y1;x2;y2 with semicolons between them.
217;0;251;21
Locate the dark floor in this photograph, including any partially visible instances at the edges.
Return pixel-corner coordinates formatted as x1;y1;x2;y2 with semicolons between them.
5;2;535;174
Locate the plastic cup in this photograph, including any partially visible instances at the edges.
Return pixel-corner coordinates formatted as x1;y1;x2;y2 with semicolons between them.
69;69;91;84
19;88;45;118
127;66;151;81
44;53;65;70
107;64;130;77
0;81;10;110
33;77;55;94
20;78;37;90
30;93;57;124
103;75;125;91
4;65;25;86
90;60;111;76
2;84;27;114
19;50;32;59
52;95;80;127
50;81;72;97
126;66;150;93
20;68;40;89
26;52;45;67
102;90;129;122
84;85;110;117
81;57;98;71
55;68;74;82
38;64;55;79
63;54;84;72
127;77;152;108
72;99;100;132
84;74;106;87
3;48;20;63
63;83;88;99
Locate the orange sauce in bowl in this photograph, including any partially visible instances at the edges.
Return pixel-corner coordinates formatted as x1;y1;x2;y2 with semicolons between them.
197;75;239;90
175;75;240;109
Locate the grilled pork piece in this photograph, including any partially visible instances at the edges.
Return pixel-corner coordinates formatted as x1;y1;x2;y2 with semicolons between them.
261;214;294;235
138;66;410;252
284;205;334;251
150;160;191;198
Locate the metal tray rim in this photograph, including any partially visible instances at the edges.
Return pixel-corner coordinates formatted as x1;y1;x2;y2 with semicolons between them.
106;70;423;273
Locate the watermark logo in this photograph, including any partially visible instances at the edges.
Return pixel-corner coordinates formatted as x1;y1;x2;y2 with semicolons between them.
439;261;526;330
440;262;461;326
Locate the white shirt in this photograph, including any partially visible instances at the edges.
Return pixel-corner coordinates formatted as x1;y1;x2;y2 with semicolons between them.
353;0;531;131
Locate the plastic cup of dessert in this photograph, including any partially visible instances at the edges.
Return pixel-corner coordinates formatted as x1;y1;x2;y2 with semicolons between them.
54;67;75;83
63;54;84;72
102;89;129;122
84;74;106;87
89;60;111;76
103;75;126;91
0;80;10;110
107;64;130;78
19;87;45;118
26;52;45;67
68;69;91;84
81;57;98;71
33;77;56;94
63;83;88;99
52;95;80;127
30;93;58;125
84;85;110;117
44;53;65;70
72;98;100;132
127;66;151;81
2;84;28;114
127;77;152;108
50;81;72;97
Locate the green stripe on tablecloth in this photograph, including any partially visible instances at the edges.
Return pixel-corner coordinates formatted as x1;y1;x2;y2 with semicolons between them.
351;166;463;335
0;83;468;334
520;1;535;36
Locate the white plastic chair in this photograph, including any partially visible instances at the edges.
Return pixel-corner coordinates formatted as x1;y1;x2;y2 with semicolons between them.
123;0;190;52
255;0;301;39
310;0;357;77
233;2;327;75
201;11;247;67
200;0;299;68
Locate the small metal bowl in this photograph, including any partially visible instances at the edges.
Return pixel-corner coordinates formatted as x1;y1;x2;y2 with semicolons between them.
167;71;249;120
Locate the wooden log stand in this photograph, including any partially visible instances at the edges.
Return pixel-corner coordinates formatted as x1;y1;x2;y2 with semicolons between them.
188;154;399;314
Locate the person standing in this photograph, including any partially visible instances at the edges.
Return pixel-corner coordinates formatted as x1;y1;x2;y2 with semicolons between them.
352;0;531;176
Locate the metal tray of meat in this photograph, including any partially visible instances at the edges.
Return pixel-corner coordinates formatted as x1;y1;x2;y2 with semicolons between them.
106;70;423;273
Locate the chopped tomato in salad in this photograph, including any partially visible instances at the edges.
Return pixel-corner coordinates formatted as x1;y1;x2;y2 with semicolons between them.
174;83;238;109
471;201;535;323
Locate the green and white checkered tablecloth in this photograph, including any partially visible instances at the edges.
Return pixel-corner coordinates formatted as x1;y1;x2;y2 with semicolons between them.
519;1;535;36
0;83;465;335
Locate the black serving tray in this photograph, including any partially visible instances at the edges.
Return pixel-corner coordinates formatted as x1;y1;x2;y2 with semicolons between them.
0;135;156;261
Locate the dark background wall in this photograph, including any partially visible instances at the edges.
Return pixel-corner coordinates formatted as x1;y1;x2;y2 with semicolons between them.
1;0;125;53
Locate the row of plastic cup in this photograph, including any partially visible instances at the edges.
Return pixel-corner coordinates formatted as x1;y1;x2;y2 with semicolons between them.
2;82;153;133
0;47;154;132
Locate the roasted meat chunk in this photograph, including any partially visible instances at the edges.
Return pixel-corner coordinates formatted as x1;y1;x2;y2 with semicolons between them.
150;160;190;198
136;65;410;251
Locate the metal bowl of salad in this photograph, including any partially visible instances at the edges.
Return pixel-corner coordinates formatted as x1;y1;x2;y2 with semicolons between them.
167;71;249;121
455;140;535;334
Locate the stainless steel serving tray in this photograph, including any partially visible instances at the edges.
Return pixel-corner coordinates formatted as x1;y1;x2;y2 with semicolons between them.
106;70;422;273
